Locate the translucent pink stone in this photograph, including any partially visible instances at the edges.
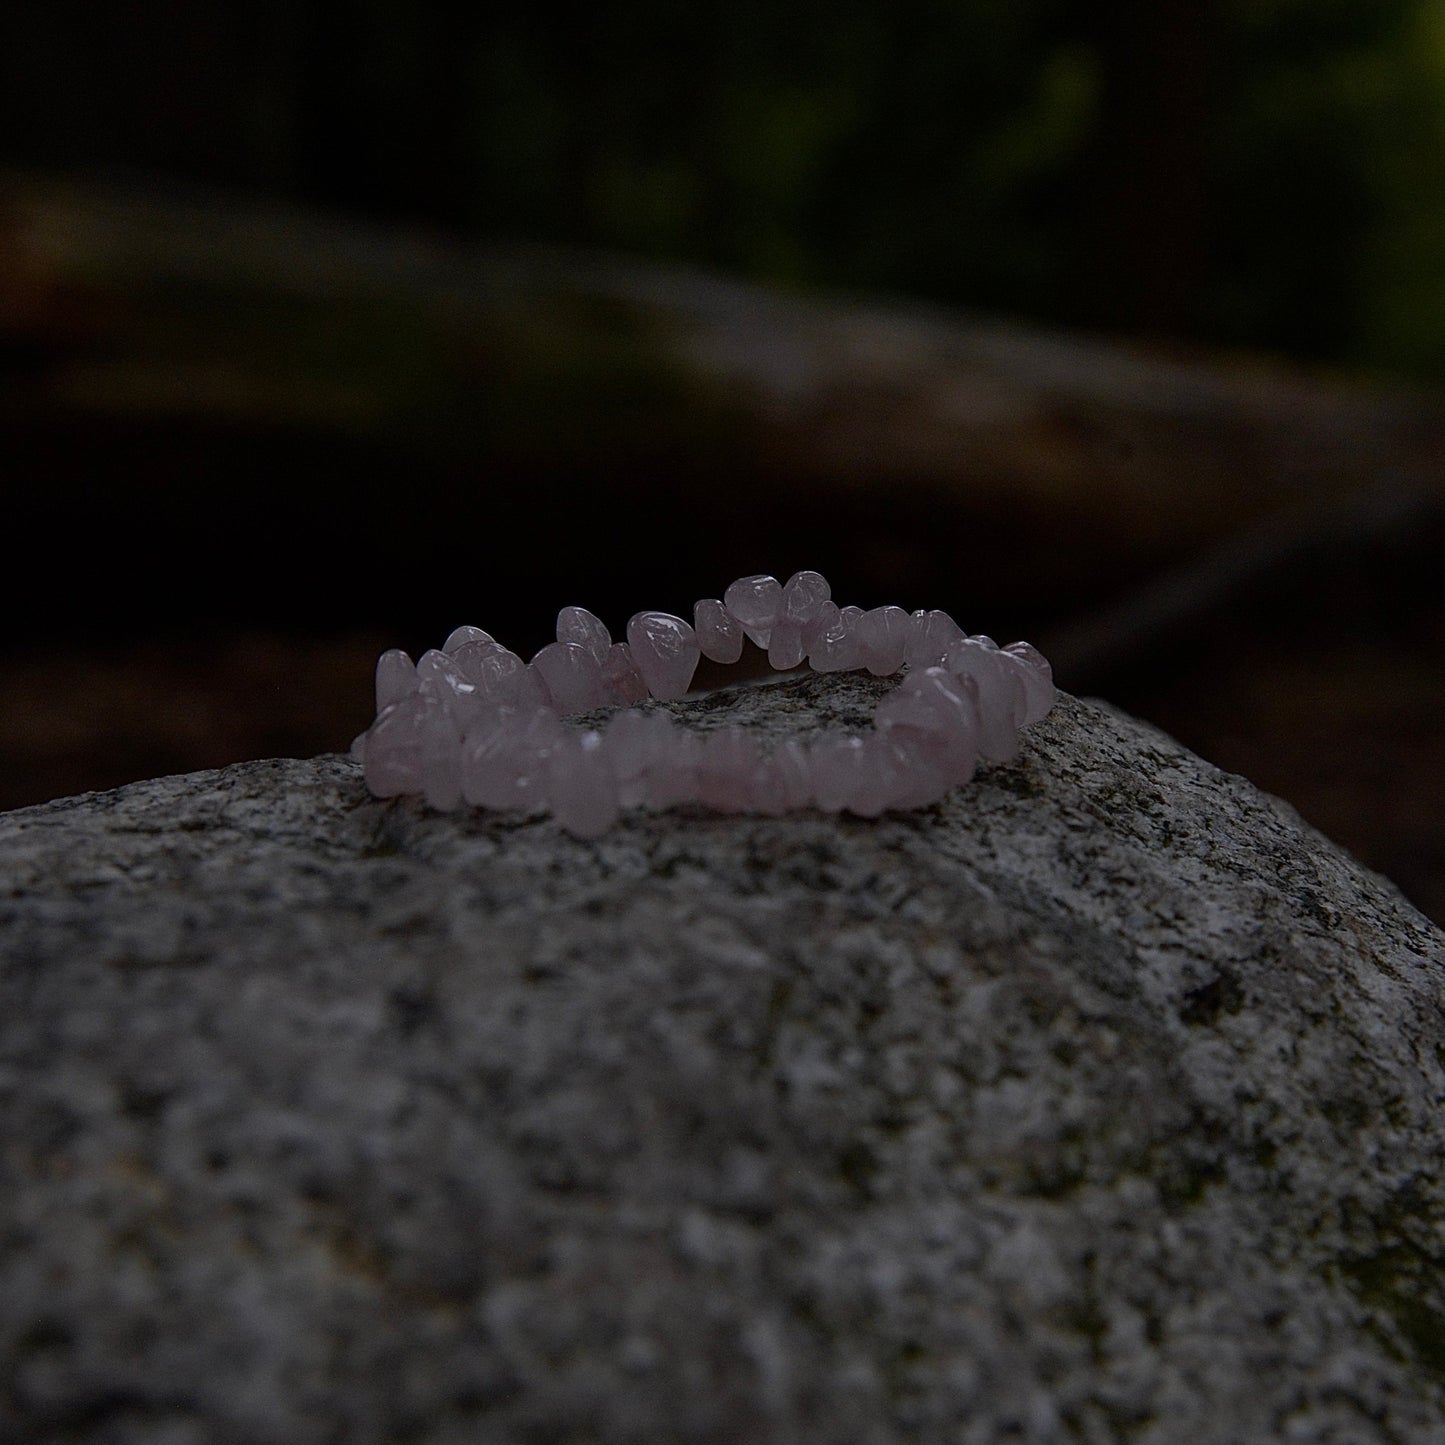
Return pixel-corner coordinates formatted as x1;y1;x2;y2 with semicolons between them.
602;708;662;807
415;649;458;689
1002;642;1057;725
460;707;563;811
547;730;620;839
626;611;701;701
781;570;831;625
875;667;980;784
904;609;965;670
694;598;745;664
531;641;607;714
452;642;522;701
375;649;418;711
516;665;551;711
855;606;911;676
363;697;426;797
697;725;763;812
443;625;494;655
944;638;1025;761
349;731;368;762
874;731;953;808
807;603;861;673
420;702;463;811
601;642;649;707
846;735;911;816
754;738;812;814
556;606;611;664
767;619;807;671
723;574;783;647
640;723;701;808
415;649;487;731
809;734;868;812
459;721;517;809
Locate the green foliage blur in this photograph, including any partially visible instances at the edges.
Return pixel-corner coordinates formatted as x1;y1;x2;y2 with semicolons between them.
8;0;1445;378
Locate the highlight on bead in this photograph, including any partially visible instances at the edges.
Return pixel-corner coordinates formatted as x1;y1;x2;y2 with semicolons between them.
352;571;1056;838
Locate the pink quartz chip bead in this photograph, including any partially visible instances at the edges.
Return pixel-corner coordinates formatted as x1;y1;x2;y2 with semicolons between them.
904;609;965;670
944;638;1026;761
1002;641;1057;725
556;606;611;664
767;619;807;671
452;642;527;703
809;734;868;813
875;667;980;785
855;606;911;676
420;701;463;811
638;722;702;809
781;569;831;624
375;648;418;711
415;649;489;732
363;696;426;797
754;738;812;814
601;707;661;807
723;574;783;647
626;611;701;702
601;642;649;707
461;707;563;811
547;730;621;839
808;603;861;673
696;725;763;812
694;598;745;664
531;640;608;714
442;625;494;655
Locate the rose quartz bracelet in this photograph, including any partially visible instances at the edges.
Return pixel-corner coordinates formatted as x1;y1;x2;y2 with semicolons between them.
351;570;1056;838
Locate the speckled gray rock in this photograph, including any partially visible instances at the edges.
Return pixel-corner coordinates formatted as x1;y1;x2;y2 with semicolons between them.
2;672;1444;1445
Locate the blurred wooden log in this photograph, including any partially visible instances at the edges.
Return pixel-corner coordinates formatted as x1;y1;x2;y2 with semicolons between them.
4;168;1443;649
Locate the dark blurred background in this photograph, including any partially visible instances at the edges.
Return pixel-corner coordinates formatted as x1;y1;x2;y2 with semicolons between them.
1;0;1442;920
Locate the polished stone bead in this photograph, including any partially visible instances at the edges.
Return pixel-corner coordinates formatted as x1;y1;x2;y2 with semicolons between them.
767;619;807;671
601;708;660;807
846;735;910;816
415;649;487;731
627;611;701;701
856;606;911;676
723;574;783;647
781;569;831;625
754;738;812;814
1003;642;1057;725
694;598;745;664
547;730;620;838
874;730;953;808
420;702;463;811
904;609;965;670
641;724;702;809
460;707;563;811
601;643;649;707
531;641;607;714
809;734;868;812
375;649;418;712
944;638;1025;761
876;667;980;784
452;642;524;702
696;726;763;812
808;603;861;672
442;625;494;655
363;697;426;797
556;606;611;664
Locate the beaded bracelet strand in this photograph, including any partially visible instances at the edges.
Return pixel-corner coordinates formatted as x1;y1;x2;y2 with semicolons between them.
352;570;1056;838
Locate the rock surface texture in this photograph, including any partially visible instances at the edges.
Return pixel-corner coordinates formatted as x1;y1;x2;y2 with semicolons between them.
2;672;1444;1444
